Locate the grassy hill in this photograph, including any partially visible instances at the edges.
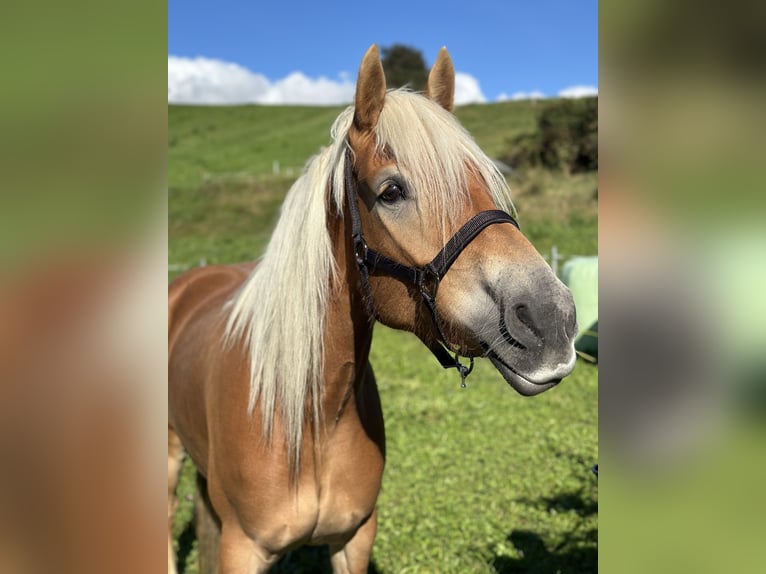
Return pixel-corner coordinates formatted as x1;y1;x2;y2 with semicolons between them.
169;105;344;190
169;100;596;269
168;100;541;190
169;100;597;574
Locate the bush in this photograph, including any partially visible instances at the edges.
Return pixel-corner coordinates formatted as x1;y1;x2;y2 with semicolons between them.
505;97;597;173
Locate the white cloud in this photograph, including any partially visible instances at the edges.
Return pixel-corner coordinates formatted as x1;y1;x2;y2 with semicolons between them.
557;85;598;98
261;72;356;105
168;55;560;108
453;72;486;105
168;56;355;105
168;56;269;104
498;90;546;101
496;86;597;102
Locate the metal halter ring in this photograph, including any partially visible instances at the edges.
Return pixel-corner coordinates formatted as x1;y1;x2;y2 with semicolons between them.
457;355;475;388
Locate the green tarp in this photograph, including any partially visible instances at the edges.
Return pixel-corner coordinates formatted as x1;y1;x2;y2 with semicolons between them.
561;256;598;361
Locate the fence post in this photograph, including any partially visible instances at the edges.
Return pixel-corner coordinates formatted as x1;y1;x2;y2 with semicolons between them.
272;160;279;175
551;245;559;276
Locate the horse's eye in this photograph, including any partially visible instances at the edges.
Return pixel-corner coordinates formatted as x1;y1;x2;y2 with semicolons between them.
380;183;405;204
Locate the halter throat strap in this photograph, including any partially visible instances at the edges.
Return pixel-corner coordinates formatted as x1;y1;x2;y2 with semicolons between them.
343;146;520;385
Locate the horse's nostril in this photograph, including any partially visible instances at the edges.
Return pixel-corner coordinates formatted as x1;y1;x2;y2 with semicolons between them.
514;304;539;336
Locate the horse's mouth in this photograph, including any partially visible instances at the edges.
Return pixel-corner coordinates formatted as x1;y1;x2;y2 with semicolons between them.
482;345;561;396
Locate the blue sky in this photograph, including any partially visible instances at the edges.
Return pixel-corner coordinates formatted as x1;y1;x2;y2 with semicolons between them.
169;0;597;104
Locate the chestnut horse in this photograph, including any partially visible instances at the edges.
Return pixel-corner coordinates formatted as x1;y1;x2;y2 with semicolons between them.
169;45;577;573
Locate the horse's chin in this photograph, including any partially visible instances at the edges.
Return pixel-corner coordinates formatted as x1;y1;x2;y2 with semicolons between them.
484;349;561;396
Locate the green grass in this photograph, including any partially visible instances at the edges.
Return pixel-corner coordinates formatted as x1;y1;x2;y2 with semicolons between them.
169;101;597;573
368;328;597;574
510;168;598;258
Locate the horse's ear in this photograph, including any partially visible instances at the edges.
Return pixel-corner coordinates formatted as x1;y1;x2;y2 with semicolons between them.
425;47;455;112
353;44;387;132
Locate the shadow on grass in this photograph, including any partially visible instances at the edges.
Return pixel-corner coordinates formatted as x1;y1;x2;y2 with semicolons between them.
540;490;598;517
178;537;383;574
176;519;196;574
272;546;382;573
491;488;597;574
491;529;597;574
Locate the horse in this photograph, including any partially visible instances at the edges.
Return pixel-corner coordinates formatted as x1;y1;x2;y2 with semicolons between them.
168;45;577;573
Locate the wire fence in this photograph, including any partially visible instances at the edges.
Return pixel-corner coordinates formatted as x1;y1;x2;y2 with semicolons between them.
540;245;596;276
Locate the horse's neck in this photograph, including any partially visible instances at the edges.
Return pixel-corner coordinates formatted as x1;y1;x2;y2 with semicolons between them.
319;212;374;426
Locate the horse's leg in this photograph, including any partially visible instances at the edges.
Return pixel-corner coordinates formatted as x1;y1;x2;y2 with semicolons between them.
168;426;185;574
195;472;221;574
329;509;378;574
218;521;278;574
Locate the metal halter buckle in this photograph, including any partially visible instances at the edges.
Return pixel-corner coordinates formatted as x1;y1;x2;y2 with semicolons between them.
419;267;440;303
353;237;368;266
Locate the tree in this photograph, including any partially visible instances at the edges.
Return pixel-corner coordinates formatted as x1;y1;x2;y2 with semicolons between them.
381;44;428;91
504;97;598;173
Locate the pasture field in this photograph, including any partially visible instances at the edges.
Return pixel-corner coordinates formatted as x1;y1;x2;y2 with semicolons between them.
169;100;598;573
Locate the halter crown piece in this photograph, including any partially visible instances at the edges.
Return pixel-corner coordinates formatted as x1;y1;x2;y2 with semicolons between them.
343;147;520;387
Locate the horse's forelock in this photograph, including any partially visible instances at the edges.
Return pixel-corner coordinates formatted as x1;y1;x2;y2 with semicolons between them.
370;91;513;236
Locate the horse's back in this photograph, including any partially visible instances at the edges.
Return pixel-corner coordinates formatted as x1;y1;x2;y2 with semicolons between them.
168;262;255;472
169;262;254;346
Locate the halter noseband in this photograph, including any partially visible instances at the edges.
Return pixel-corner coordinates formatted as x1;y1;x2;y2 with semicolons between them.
343;147;520;387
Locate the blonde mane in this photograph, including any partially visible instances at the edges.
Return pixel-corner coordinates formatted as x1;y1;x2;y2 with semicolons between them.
225;89;514;470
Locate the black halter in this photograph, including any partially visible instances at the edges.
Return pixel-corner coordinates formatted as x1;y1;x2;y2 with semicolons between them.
343;147;520;387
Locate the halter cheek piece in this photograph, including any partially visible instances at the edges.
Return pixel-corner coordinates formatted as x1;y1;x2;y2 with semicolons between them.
343;147;520;387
